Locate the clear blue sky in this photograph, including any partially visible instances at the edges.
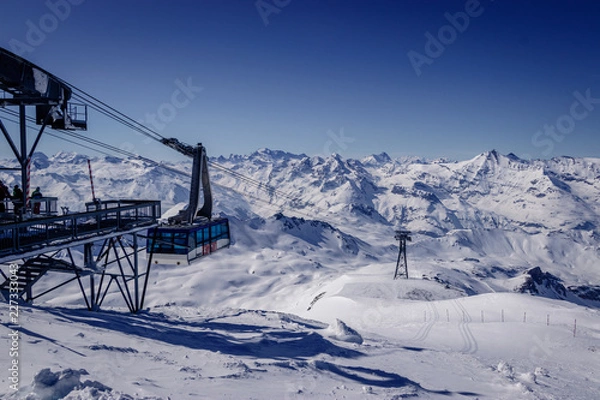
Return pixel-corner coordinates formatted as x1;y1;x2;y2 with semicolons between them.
1;0;599;162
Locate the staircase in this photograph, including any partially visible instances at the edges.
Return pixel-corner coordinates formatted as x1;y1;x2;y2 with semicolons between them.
0;256;75;302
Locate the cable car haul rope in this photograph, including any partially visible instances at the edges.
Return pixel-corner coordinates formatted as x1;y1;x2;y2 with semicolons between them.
0;46;325;266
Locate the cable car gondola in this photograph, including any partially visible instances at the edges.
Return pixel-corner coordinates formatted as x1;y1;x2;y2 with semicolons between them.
146;142;230;265
148;218;230;265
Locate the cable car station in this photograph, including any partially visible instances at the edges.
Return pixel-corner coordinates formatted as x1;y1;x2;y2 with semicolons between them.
0;47;228;312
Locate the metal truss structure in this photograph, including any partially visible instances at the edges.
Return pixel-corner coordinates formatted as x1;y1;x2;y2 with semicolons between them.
393;230;411;280
0;47;160;313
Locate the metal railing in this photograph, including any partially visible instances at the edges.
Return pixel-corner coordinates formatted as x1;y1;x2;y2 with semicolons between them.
1;197;58;218
0;200;160;257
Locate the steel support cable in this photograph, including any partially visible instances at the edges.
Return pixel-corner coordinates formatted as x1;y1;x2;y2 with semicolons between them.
0;111;297;216
71;92;163;141
137;160;305;217
207;161;302;203
1;99;321;215
73;101;306;207
54;113;304;206
1;110;322;220
0;108;137;160
1;84;160;143
0;117;325;220
51;80;305;205
0;110;19;125
58;129;142;159
81;101;159;139
0;113;291;215
64;84;302;204
46;130;115;156
1;107;306;203
209;165;294;200
59;79;166;143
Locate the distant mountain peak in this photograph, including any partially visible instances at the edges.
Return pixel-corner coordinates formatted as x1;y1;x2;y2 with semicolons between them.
361;152;391;166
506;152;521;161
50;151;91;164
257;148;298;157
30;151;49;166
515;267;568;300
469;150;513;168
483;149;500;160
249;148;306;162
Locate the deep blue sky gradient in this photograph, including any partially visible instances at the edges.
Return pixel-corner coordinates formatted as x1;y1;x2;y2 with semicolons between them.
1;0;599;162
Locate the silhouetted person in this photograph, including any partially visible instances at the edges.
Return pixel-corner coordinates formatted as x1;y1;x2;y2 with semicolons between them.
0;180;10;213
32;186;43;214
12;185;23;215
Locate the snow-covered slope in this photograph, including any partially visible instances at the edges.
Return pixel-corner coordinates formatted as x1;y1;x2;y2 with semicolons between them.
1;149;599;399
213;149;600;298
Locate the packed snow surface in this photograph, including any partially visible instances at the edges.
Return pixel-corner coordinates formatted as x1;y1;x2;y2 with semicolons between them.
1;149;600;399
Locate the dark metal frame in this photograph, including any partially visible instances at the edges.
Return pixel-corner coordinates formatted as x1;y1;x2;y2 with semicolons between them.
0;48;156;313
1;46;87;220
0;200;160;258
74;233;155;312
0;200;160;312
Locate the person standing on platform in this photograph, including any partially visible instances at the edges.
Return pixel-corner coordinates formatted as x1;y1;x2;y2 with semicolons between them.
0;180;10;212
32;186;43;214
12;185;23;215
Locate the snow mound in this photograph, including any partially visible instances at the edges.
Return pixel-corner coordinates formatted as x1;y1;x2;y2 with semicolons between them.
8;368;102;400
325;319;363;344
9;368;163;400
64;387;166;400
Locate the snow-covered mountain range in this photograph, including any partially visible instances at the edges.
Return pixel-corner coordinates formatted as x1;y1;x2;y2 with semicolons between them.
6;148;599;299
1;149;599;399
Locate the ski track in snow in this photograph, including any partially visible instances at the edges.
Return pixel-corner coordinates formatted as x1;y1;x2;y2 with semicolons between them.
410;301;439;343
405;299;479;356
453;298;479;354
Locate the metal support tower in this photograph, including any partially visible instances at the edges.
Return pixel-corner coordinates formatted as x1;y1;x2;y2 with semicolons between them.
393;230;411;279
1;46;87;220
77;232;154;313
0;48;160;313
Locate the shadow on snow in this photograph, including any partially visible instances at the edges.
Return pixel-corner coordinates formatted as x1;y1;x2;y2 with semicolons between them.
314;361;479;396
39;306;363;360
18;306;480;397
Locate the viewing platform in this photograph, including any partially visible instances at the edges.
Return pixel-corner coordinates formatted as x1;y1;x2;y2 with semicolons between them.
1;196;59;220
0;199;161;263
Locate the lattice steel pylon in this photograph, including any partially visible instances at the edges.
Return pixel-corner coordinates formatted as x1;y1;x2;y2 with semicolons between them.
393;230;411;279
